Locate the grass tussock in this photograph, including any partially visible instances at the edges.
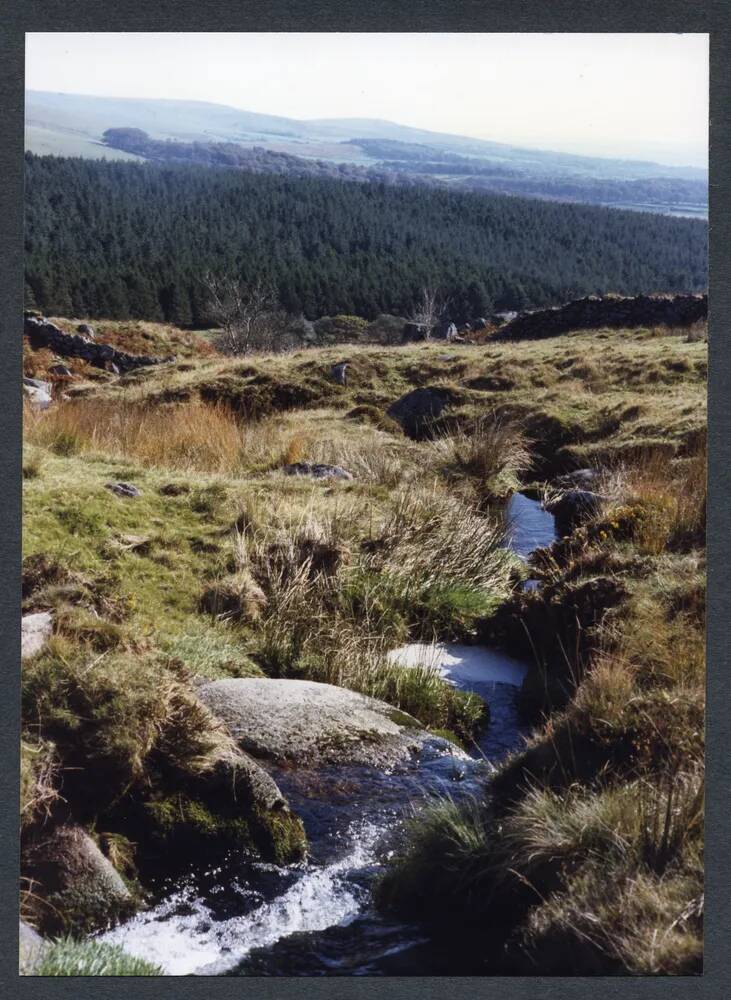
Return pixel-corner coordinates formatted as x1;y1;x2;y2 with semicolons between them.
237;492;509;738
21;739;59;828
25;398;246;475
428;415;531;500
22;645;239;810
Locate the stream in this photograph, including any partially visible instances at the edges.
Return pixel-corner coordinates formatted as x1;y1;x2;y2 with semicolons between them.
100;493;556;976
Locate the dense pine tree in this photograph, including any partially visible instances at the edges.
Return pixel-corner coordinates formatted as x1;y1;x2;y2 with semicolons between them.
24;153;708;324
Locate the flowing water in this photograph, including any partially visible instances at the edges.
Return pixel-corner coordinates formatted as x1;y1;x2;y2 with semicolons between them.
100;493;556;976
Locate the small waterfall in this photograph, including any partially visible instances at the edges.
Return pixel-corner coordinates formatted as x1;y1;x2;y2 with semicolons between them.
101;820;382;976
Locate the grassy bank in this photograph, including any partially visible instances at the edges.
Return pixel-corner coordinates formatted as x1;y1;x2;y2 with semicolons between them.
378;435;706;975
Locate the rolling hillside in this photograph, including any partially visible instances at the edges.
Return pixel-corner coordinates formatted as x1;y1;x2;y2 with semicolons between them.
25;91;708;215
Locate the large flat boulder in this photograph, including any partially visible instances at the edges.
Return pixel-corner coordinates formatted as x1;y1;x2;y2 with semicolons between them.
198;678;429;769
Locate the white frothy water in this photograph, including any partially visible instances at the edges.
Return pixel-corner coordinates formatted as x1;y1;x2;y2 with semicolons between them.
99;821;382;976
388;642;528;688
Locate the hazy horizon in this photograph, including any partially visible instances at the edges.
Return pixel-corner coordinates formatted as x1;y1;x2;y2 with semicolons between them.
25;33;709;168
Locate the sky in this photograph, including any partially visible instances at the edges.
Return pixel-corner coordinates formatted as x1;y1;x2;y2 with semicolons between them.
26;32;709;167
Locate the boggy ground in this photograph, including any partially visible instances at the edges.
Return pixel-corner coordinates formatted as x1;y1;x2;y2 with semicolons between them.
21;320;705;974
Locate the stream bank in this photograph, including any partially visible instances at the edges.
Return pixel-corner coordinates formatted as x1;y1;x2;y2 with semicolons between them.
99;493;556;975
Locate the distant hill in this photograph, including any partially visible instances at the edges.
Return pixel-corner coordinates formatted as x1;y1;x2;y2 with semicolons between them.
25;90;708;216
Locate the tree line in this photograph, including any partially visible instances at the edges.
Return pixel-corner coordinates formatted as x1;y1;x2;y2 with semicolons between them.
24;152;708;326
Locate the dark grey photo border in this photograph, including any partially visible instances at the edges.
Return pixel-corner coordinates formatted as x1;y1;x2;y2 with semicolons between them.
1;2;729;997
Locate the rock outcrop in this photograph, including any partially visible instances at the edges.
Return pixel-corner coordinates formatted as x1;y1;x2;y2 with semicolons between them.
24;314;175;374
198;678;431;769
494;294;707;341
387;386;458;438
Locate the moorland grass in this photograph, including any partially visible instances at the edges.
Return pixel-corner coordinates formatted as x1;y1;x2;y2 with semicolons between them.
21;321;706;969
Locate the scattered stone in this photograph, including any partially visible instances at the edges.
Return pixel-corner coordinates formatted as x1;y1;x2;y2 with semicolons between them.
105;361;121;375
23;824;134;935
330;362;349;386
282;462;354;481
115;534;152;553
24;376;51;392
198;677;433;769
105;482;142;498
21;611;53;659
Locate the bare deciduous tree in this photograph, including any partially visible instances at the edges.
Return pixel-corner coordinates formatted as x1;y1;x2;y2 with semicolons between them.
408;286;449;340
203;273;290;355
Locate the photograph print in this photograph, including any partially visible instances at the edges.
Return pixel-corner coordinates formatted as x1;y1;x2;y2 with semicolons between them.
20;30;707;977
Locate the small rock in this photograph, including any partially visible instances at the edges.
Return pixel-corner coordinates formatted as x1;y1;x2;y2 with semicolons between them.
24;376;51;392
555;468;599;489
282;462;354;481
76;323;95;339
48;363;72;377
330;362;349;386
21;611;53;659
114;534;152;554
23;384;52;410
19;920;47;975
105;482;142;498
